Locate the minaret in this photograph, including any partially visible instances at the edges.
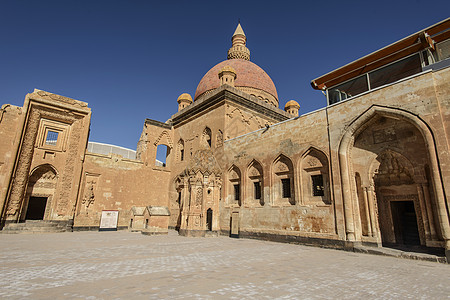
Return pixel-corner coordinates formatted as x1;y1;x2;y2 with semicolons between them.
227;23;250;61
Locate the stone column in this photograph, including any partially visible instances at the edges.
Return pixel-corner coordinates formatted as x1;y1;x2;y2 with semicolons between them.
338;150;355;241
416;184;431;240
367;185;378;238
422;183;437;240
426;142;450;257
362;187;373;237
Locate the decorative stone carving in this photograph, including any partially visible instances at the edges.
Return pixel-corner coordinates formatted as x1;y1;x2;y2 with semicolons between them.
306;157;322;169
6;109;41;216
275;161;289;173
6;104;85;219
375;151;413;186
82;180;95;209
154;130;173;148
195;187;203;206
35;90;88;108
216;130;223;148
373;127;397;144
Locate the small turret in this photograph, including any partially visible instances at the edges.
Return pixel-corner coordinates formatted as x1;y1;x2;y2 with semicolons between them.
218;66;237;87
284;100;300;117
177;93;193;111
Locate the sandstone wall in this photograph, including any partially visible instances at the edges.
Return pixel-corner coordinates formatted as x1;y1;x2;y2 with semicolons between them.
0;104;23;218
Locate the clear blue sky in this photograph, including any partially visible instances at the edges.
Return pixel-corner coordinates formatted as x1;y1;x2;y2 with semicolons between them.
1;0;448;151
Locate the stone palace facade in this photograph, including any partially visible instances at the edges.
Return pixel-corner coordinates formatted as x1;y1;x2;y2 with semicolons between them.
1;20;449;260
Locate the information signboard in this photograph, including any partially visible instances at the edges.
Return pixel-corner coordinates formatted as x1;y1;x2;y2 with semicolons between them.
99;210;119;231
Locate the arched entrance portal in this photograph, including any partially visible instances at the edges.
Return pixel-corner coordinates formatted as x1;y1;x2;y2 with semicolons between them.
339;106;448;252
22;165;58;221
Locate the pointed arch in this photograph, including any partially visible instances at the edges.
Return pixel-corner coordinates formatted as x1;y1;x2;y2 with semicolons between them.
338;105;450;245
227;165;241;206
177;138;185;162
246;159;264;206
154;130;173;148
202;127;212;147
272;153;295;206
300;147;331;205
23;164;59;221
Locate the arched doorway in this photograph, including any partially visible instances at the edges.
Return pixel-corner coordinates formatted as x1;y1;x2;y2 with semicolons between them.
206;208;213;231
339;106;448;251
22;165;58;221
371;150;422;247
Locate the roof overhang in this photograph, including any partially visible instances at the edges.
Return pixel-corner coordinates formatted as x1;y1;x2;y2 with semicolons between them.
311;18;450;90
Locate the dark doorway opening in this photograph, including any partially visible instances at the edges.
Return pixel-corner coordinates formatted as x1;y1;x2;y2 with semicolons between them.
390;201;420;246
25;197;47;220
206;208;213;231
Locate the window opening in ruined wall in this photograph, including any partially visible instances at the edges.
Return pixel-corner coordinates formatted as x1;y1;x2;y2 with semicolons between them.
156;145;169;167
247;160;264;205
311;174;324;196
281;178;291;198
228;166;241;206
234;184;240;201
203;127;212;147
45;131;59;146
273;155;295;205
254;182;261;199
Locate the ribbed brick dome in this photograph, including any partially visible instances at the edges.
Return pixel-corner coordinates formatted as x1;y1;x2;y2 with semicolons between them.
194;59;278;102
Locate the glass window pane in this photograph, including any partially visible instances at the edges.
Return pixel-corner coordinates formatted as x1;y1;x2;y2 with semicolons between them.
369;54;421;89
436;39;450;61
328;74;368;104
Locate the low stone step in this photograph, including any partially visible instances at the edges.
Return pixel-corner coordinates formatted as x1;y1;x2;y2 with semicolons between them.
2;220;71;234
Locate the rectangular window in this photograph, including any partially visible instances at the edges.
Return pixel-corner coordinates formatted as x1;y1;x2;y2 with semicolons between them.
254;182;261;199
328;74;369;105
436;39;450;61
312;174;324;196
234;184;240;201
180;149;184;161
369;54;422;89
45;131;59;146
281;178;291;198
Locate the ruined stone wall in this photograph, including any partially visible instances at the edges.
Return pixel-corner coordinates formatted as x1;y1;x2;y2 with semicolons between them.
2;90;91;224
0;104;23;219
74;148;172;230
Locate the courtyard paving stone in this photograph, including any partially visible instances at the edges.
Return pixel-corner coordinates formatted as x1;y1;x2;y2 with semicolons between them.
0;231;449;299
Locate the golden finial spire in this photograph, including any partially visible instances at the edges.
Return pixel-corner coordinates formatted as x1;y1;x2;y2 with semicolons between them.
227;23;250;60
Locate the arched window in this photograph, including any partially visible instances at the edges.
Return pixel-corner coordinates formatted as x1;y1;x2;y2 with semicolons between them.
247;160;264;206
273;155;295;205
155;144;170;167
177;139;184;162
228;165;241;206
300;148;330;205
203;127;212;147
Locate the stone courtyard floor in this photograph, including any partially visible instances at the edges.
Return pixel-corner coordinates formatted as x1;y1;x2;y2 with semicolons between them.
0;231;449;299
